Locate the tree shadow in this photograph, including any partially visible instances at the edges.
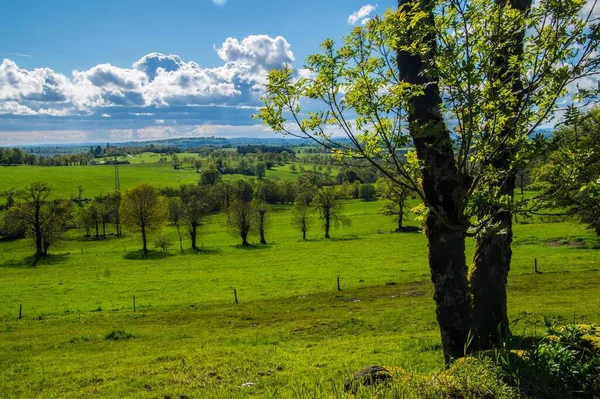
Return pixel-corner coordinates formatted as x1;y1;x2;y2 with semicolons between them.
0;254;69;268
231;244;272;250
123;250;175;260
71;234;126;243
180;247;222;255
328;235;363;242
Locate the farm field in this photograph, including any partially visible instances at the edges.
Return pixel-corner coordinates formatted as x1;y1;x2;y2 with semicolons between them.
0;160;326;203
1;177;599;397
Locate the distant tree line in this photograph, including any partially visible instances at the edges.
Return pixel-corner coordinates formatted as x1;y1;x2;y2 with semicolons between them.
0;147;93;167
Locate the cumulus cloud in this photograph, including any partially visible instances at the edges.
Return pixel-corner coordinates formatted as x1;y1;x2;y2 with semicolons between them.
133;53;185;80
348;4;377;25
0;34;296;120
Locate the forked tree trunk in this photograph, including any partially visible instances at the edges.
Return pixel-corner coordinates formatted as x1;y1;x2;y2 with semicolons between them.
397;0;472;363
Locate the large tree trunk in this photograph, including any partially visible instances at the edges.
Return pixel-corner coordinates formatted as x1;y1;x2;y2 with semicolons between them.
470;201;513;348
470;0;531;350
397;0;472;363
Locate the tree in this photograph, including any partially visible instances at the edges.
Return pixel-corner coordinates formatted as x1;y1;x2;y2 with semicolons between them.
106;191;122;235
194;159;202;173
358;183;377;201
255;161;267;179
6;182;73;259
376;177;413;231
314;186;350;239
120;184;166;253
78;203;95;237
255;200;269;244
291;203;313;240
228;200;254;246
200;166;222;186
167;197;184;251
180;184;210;250
532;107;600;234
258;0;600;360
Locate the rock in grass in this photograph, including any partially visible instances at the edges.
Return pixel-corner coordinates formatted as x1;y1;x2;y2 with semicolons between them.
240;382;256;388
344;365;392;392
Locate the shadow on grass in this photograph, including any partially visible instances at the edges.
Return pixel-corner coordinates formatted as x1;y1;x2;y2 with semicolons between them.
181;247;223;255
0;253;69;268
231;244;272;250
123;250;175;260
328;234;363;242
71;234;126;243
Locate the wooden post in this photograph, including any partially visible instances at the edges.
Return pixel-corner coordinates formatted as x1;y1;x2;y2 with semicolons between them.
19;304;22;320
234;289;238;304
133;295;136;312
337;276;341;291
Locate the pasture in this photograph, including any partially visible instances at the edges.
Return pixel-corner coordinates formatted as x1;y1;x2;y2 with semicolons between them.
1;179;599;397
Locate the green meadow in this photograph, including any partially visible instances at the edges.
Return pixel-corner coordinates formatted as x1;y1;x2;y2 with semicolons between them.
1;162;599;398
0;159;322;202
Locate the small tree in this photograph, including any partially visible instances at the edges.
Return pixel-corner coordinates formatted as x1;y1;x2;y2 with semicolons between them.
314;186;350;239
181;184;210;250
376;177;414;231
120;184;166;253
291;203;313;240
106;191;122;235
194;160;202;173
6;182;73;259
358;183;377;201
200;166;222;186
255;161;267;179
255;200;269;244
167;197;184;251
228;200;254;246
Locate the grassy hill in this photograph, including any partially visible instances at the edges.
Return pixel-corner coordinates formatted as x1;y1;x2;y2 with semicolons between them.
1;183;599;397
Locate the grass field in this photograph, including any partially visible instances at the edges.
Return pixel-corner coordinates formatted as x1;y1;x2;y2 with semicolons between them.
1;183;600;397
0;161;323;202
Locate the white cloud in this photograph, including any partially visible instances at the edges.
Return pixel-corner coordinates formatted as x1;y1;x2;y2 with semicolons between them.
212;0;227;5
348;4;377;25
0;34;297;118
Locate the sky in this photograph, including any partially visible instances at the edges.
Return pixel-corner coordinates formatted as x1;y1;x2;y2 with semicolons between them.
0;0;392;146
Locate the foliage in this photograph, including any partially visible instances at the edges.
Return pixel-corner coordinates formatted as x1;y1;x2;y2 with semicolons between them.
314;185;351;239
532;107;600;235
497;323;600;398
227;199;254;246
5;182;73;258
120;183;167;252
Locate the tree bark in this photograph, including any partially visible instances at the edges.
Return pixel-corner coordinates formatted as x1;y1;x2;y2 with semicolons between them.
190;224;197;250
470;0;531;349
259;214;267;245
141;226;147;253
324;209;331;239
397;0;472;363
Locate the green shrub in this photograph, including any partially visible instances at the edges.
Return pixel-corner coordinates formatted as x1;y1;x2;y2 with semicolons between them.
497;323;600;398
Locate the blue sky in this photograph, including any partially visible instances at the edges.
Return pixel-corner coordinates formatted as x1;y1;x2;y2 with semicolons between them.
0;0;392;145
